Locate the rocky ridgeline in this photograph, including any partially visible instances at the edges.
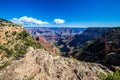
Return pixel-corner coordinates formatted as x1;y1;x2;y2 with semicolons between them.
0;47;111;80
0;18;21;27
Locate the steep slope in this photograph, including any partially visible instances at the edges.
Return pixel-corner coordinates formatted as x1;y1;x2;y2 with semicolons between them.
78;28;120;66
0;47;111;80
0;18;42;59
68;28;110;49
37;36;59;55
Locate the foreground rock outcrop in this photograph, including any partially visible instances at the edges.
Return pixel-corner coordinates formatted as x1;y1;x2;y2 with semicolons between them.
0;47;111;80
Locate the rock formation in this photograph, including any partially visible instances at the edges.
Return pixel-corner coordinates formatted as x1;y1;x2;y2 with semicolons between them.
68;28;110;49
0;47;111;80
38;36;59;56
78;28;120;67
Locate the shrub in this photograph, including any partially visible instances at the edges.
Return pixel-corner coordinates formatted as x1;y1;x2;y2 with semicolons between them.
17;30;29;40
98;70;120;80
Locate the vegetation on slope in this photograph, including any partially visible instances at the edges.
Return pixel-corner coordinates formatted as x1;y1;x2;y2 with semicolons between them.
99;70;120;80
0;18;43;59
78;28;120;62
65;28;120;64
0;30;42;59
0;19;44;71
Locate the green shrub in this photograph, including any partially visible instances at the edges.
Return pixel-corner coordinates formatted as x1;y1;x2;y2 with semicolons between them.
17;30;29;40
98;70;120;80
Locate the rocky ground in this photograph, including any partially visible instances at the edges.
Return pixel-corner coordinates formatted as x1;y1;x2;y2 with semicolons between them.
0;47;112;80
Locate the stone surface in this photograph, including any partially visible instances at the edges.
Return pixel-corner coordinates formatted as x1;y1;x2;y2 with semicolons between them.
0;47;111;80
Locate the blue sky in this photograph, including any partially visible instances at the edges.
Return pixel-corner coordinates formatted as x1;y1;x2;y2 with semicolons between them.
0;0;120;27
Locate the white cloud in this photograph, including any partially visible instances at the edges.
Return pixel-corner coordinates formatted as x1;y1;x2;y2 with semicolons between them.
54;18;65;24
11;16;49;25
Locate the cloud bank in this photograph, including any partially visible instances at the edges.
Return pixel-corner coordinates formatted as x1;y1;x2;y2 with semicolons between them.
54;18;65;24
11;16;49;25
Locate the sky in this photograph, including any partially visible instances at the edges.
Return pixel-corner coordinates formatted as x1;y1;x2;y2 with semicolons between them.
0;0;120;27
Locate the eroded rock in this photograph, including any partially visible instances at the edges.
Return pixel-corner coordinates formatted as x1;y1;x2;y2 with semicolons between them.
0;47;111;80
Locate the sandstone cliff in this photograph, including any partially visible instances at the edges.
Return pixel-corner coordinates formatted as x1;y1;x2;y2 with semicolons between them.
38;36;59;56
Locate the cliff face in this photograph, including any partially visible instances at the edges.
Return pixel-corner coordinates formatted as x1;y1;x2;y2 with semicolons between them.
0;47;111;80
37;36;59;56
78;28;120;66
68;28;110;49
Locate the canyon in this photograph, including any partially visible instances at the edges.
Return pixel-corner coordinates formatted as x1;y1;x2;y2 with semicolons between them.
0;19;120;80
